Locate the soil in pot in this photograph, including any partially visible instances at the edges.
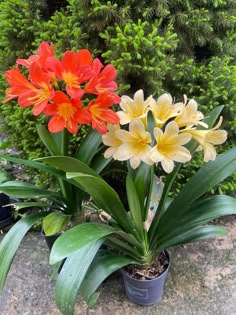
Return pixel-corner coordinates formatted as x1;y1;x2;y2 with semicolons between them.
121;251;170;306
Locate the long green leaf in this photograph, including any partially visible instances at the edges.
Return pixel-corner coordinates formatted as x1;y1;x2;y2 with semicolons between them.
133;163;150;215
37;156;100;177
36;124;62;156
0;181;66;206
90;153;112;174
55;240;103;315
50;223;118;264
157;195;236;247
80;252;135;306
126;174;143;233
0;154;66;179
158;147;236;232
66;172;136;236
43;212;71;236
0;212;47;293
157;225;227;251
75;129;102;163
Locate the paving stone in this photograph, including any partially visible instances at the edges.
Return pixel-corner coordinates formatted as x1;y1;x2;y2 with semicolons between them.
0;216;235;315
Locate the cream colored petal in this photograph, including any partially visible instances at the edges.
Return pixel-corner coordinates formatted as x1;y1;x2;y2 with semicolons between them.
150;146;164;162
157;93;173;106
206;130;227;145
133;89;144;104
202;143;217;162
164;121;179;139
153;127;163;142
161;158;174;173
119;95;134;112
169;146;192;163
116;111;131;125
113;143;133;161
130;156;141;169
174;133;192;145
104;147;117;159
115;130;135;142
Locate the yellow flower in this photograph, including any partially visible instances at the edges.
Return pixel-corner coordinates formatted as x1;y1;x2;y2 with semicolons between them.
114;119;153;169
102;124;122;159
181;117;227;162
174;95;208;129
151;121;192;173
150;93;183;128
117;89;152;125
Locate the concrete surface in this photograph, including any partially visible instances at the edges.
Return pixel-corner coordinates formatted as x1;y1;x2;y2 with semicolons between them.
0;216;236;315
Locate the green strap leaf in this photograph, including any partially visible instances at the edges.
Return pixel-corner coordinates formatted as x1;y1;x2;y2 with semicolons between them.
43;212;71;236
157;225;227;251
55;240;103;315
0;154;66;179
36;124;62;156
80;252;135;306
75;128;102;164
0;181;66;206
0;212;47;293
157;195;236;247
159;147;236;230
37;156;100;177
126;174;143;233
50;223;118;264
66;172;136;236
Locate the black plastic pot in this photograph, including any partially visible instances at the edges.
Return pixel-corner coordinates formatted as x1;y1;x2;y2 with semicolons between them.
0;193;12;228
41;230;61;251
121;252;170;306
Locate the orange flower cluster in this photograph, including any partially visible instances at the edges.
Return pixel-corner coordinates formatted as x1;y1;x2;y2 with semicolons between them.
3;42;120;134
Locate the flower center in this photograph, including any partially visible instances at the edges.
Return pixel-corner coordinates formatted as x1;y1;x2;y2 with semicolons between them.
57;102;75;120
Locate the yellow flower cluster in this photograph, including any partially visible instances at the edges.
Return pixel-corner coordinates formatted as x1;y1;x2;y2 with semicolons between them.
102;90;227;173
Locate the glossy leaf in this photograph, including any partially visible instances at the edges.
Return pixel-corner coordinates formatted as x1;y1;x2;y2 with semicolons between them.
55;240;103;315
0;181;66;206
0;212;47;293
80;252;135;306
157;195;236;246
0;154;65;179
43;212;71;236
75;129;102;164
36;124;62;156
50;223;118;264
157;225;227;251
10;201;56;211
126;174;143;233
66;172;136;235
157;147;236;233
37;156;99;178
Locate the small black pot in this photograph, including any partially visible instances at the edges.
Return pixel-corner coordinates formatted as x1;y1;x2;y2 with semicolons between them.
41;230;61;251
121;252;170;306
0;193;13;229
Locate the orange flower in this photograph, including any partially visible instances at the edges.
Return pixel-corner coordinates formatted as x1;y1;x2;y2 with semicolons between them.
46;49;93;99
16;41;54;69
44;91;90;134
87;93;120;134
84;62;118;99
3;62;55;115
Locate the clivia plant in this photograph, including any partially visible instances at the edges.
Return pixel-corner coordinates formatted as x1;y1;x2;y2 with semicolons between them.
0;42;236;315
45;90;236;313
0;41;120;291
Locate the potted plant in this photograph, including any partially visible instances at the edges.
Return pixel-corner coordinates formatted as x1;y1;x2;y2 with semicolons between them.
42;90;236;314
0;41;120;290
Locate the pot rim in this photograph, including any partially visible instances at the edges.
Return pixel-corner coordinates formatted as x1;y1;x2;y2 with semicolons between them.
121;250;170;283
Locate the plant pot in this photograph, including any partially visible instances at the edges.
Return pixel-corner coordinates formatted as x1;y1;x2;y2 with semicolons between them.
0;193;11;221
41;229;61;251
121;251;170;306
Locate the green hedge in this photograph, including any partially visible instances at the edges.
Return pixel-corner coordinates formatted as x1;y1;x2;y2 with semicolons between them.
0;0;235;194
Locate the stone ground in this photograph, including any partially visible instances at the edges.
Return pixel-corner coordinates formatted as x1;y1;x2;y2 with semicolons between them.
0;216;236;315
